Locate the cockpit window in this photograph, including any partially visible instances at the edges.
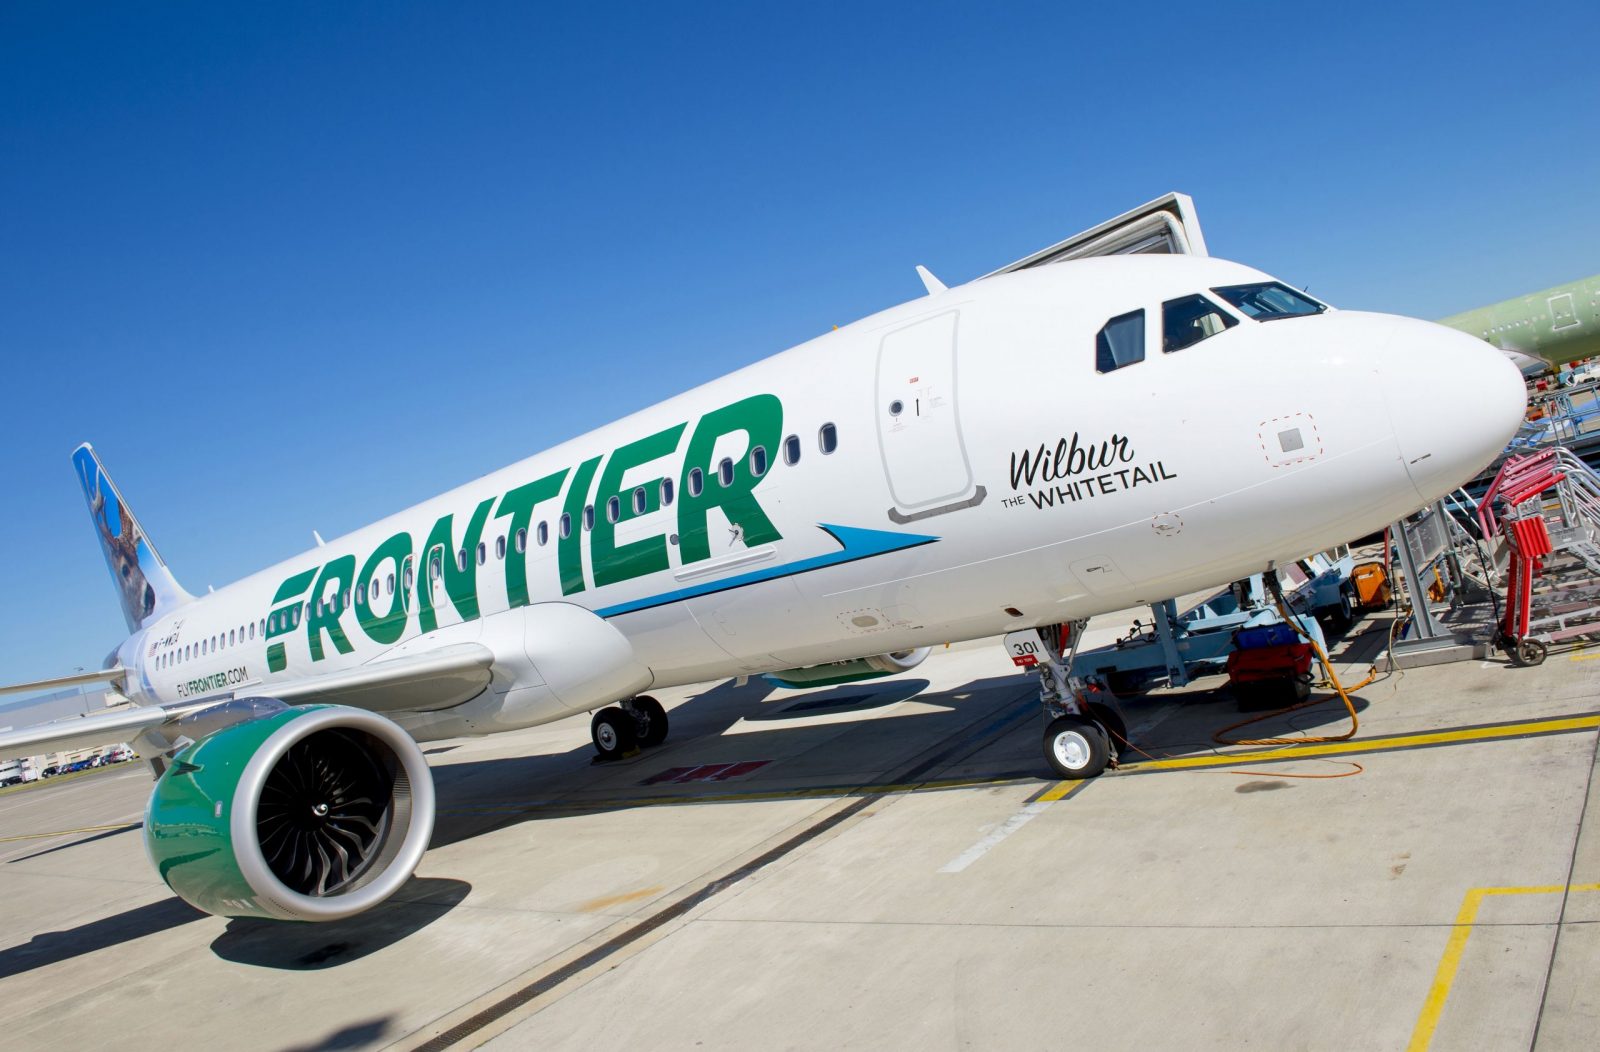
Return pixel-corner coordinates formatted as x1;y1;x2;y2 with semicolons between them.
1162;293;1237;352
1210;282;1326;321
1095;309;1145;373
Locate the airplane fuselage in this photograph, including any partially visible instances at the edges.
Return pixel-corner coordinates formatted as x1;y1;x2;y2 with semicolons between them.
119;255;1525;740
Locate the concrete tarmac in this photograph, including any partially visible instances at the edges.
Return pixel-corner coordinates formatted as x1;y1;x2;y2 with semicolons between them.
2;614;1598;1051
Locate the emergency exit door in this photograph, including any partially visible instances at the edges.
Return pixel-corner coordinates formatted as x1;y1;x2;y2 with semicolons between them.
875;310;981;522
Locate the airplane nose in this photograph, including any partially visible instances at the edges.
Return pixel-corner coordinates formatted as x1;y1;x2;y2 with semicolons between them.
1378;315;1527;502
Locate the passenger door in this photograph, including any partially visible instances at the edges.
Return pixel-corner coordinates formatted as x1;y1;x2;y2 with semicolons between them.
875;310;982;522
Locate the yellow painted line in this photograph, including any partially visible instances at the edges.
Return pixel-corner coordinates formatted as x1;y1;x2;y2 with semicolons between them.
1572;643;1600;662
1035;780;1083;803
1407;883;1600;1051
0;821;139;844
1123;714;1600;773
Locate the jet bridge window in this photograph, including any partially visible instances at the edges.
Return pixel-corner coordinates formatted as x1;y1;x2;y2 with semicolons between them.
1162;294;1237;353
1096;310;1146;373
1210;282;1326;321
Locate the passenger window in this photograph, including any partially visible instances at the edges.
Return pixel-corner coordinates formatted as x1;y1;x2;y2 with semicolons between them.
515;528;527;553
387;573;396;594
560;513;572;539
1095;310;1146;373
632;486;647;515
819;423;838;454
403;567;414;592
456;549;468;572
607;495;621;523
538;520;549;546
688;467;704;497
783;434;801;466
477;541;487;566
1162;294;1237;352
660;477;674;506
496;535;506;560
583;504;595;531
717;457;735;487
750;445;768;477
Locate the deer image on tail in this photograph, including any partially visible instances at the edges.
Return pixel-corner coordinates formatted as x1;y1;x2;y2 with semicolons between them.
88;482;156;626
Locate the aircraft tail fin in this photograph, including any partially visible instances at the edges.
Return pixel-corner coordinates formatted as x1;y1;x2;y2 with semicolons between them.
71;443;194;632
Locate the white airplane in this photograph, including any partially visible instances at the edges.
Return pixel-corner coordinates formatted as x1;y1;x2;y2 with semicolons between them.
0;252;1525;923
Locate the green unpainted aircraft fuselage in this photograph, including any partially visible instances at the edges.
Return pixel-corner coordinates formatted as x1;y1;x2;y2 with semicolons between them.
1439;274;1600;368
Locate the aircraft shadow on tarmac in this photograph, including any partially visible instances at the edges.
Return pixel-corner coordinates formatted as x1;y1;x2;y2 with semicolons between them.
210;877;471;970
0;878;471;980
423;665;1372;854
278;1017;397;1052
424;671;1028;850
0;896;208;981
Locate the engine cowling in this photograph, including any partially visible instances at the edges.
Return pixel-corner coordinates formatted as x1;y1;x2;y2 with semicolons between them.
144;703;434;921
765;647;932;689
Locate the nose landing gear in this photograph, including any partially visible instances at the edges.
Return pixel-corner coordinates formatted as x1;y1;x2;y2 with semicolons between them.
1006;620;1125;780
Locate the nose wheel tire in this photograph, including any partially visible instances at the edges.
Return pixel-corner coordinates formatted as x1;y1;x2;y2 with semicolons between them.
630;695;669;748
1043;715;1110;780
1085;701;1128;759
591;707;638;761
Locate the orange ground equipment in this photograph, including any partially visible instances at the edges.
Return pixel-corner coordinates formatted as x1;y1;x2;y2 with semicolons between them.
1350;561;1391;610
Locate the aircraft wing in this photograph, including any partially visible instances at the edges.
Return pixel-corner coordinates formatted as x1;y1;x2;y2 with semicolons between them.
0;643;495;760
0;702;182;759
0;666;126;697
266;642;495;712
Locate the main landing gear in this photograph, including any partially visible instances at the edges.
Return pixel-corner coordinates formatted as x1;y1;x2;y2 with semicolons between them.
590;695;670;761
1004;620;1127;780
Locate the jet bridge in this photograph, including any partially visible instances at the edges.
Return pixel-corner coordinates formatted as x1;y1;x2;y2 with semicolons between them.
982;191;1209;277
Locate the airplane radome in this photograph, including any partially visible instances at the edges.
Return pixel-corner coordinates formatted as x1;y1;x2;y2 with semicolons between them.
0;253;1526;922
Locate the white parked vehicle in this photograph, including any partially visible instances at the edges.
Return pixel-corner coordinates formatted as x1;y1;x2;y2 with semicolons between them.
1562;361;1600;388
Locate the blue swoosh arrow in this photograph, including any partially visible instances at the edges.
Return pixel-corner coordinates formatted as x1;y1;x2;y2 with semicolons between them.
594;523;940;619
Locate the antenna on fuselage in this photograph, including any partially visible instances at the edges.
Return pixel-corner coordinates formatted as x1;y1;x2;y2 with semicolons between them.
916;265;947;295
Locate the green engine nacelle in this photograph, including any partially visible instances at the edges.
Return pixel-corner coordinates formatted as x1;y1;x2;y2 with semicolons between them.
765;647;931;689
144;703;435;921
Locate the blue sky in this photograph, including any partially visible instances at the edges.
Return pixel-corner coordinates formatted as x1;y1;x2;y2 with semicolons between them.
2;2;1597;694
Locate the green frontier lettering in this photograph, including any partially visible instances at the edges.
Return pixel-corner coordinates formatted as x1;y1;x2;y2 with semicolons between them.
262;393;787;669
494;470;567;608
265;568;317;673
417;498;495;633
559;456;601;596
677;394;783;564
306;555;357;661
356;531;412;645
591;423;686;587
